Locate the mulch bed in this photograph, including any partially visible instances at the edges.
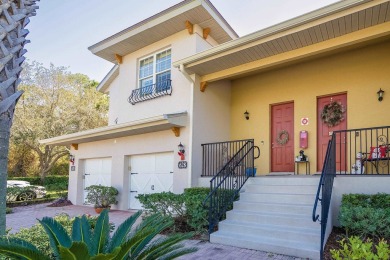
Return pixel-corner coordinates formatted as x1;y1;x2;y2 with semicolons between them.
47;198;73;207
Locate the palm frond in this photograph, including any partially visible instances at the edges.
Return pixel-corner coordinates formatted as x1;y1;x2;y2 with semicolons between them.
58;242;90;260
91;209;110;255
113;228;156;260
90;246;121;260
137;232;195;259
107;210;142;253
156;247;198;260
71;215;93;254
0;238;51;260
38;217;72;257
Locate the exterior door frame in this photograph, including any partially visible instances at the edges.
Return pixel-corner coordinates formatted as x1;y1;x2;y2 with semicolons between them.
270;101;295;172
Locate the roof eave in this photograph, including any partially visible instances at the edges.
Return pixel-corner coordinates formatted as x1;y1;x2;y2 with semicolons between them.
173;0;372;69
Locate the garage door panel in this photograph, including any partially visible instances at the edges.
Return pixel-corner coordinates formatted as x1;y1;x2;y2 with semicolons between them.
129;152;173;209
83;158;112;203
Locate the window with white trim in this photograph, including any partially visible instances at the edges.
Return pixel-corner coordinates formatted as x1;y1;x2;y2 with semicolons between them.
138;49;171;94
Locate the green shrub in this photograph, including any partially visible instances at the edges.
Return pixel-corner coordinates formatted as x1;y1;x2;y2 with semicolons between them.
339;193;390;239
331;236;389;260
184;188;210;231
5;208;12;214
137;192;186;218
8;175;69;188
7;213;114;258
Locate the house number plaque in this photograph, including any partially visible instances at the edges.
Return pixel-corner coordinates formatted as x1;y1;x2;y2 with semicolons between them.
178;161;187;169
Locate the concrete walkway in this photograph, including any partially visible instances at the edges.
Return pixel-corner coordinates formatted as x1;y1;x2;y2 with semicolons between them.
6;203;300;260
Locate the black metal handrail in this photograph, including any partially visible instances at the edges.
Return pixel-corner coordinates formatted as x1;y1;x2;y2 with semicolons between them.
128;79;172;105
312;134;336;259
332;126;390;175
203;139;260;234
312;125;390;259
202;139;255;177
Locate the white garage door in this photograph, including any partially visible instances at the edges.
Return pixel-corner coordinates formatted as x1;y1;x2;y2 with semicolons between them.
83;158;112;203
129;152;173;209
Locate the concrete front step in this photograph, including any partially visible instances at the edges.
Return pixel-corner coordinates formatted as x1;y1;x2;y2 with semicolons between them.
245;184;318;194
226;210;319;229
210;175;322;259
233;200;319;215
218;220;320;245
248;176;320;186
210;231;320;260
240;192;316;204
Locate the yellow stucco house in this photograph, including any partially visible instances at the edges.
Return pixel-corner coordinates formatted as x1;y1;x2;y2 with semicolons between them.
42;0;390;259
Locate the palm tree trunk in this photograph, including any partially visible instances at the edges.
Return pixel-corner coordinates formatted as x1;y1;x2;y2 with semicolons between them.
0;0;38;235
0;117;11;236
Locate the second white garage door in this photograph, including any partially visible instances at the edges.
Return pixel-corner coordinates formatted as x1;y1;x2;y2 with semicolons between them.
129;152;173;209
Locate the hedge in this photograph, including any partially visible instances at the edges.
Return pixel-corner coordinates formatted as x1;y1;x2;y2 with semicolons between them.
8;176;68;191
339;193;390;239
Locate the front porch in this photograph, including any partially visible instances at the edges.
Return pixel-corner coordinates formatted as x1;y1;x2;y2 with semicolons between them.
200;125;390;259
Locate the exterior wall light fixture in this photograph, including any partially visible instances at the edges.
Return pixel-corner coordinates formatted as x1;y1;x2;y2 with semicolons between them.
178;142;185;160
377;88;384;102
244;110;249;120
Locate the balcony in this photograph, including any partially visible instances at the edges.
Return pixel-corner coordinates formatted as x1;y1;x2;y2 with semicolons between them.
128;80;172;105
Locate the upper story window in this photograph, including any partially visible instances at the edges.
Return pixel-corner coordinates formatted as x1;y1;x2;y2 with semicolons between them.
139;49;171;93
128;49;172;105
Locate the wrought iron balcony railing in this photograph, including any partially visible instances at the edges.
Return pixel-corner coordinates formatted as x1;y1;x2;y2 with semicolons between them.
128;80;172;105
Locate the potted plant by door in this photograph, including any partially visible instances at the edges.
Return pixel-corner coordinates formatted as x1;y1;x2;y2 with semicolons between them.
85;185;119;213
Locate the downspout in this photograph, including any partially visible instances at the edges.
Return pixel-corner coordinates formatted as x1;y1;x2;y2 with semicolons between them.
176;64;195;188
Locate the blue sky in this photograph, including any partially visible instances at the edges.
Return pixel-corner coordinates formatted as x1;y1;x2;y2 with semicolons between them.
26;0;338;82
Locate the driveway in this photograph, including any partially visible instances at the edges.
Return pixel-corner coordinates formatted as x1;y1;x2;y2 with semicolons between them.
6;203;299;260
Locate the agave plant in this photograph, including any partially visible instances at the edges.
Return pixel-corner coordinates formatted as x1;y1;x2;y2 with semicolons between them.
0;210;197;259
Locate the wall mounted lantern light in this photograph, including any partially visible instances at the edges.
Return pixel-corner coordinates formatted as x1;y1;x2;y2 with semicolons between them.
377;88;384;102
244;110;249;120
69;154;75;166
178;142;185;160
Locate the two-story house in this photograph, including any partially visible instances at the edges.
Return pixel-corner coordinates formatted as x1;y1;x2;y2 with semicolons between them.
42;0;390;258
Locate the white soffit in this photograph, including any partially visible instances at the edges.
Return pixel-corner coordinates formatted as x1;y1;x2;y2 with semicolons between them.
39;112;188;146
174;0;390;76
88;0;238;63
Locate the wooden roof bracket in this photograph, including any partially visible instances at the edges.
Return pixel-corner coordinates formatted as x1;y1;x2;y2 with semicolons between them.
71;143;78;150
172;127;180;137
185;20;194;35
200;81;207;92
115;54;123;64
203;28;211;39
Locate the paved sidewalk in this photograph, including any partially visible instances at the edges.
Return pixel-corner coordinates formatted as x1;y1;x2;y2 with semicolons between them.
6;203;300;260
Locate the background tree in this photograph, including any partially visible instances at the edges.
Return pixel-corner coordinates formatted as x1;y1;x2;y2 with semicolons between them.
10;61;109;181
0;0;39;236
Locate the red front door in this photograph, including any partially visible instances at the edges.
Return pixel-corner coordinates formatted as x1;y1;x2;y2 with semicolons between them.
271;102;294;172
317;94;347;172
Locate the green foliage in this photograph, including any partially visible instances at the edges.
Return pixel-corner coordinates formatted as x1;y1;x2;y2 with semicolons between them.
339;193;390;239
8;176;68;187
137;192;186;218
8;61;109;179
0;210;197;259
5;208;11;215
138;187;216;233
4;213;113;258
341;193;390;208
184;188;210;231
6;186;38;202
85;185;118;208
331;236;389;260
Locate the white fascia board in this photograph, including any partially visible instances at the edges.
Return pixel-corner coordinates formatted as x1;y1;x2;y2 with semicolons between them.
97;65;119;93
173;0;371;68
39;112;188;145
